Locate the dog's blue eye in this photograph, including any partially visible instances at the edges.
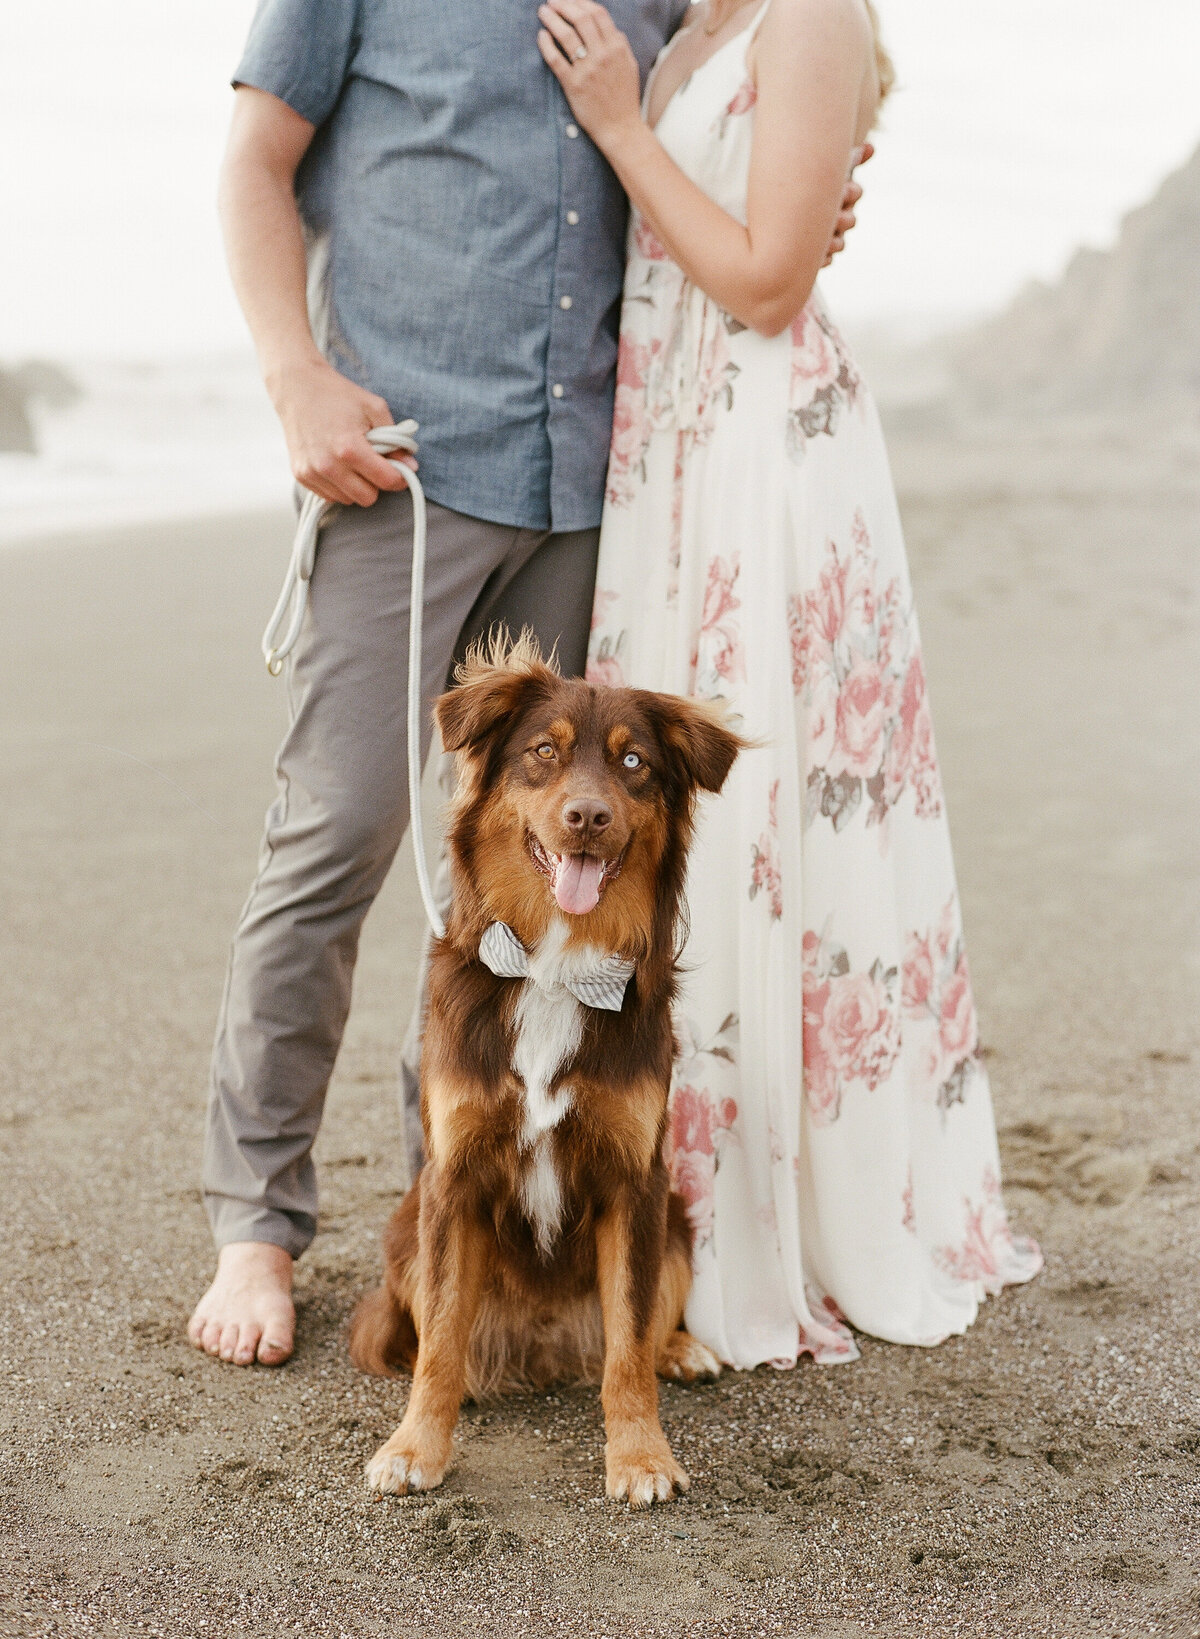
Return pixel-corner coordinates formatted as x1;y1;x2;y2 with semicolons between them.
623;752;641;769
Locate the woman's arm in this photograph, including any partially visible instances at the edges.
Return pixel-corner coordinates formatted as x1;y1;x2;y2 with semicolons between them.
537;0;873;337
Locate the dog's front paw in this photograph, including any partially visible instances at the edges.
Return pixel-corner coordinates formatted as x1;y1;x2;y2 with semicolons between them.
657;1329;722;1384
364;1425;452;1495
605;1438;689;1509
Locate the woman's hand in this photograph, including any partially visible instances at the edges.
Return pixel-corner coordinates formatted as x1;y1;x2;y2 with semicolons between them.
537;0;644;153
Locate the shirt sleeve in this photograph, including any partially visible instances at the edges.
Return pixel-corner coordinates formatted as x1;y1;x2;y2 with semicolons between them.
232;0;361;129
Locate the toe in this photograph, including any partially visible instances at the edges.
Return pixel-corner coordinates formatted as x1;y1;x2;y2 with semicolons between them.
365;1451;409;1494
199;1319;224;1356
217;1322;240;1361
257;1322;294;1366
257;1337;292;1366
233;1323;261;1366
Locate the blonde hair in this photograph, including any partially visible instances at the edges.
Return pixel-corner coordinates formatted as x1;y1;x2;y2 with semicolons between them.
864;0;895;103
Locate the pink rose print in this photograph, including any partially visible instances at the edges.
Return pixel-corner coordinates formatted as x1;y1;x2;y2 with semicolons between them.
666;432;685;605
633;212;670;263
901;1167;916;1234
884;650;942;818
933;1168;1040;1291
590;587;619;633
902;899;981;1113
716;78;757;139
844;515;878;631
806;665;839;770
586;643;626;689
609;197;743;525
901;933;935;1013
749;781;783;920
821;969;901;1092
786;297;862;460
908;694;943;819
802;923;901;1124
939;955;977;1064
786;593;810;694
797;1286;860;1363
691;304;740;438
586;620;627;688
666;1016;740;1249
671;1080;737;1156
606;333;659;508
672;1147;718;1245
810;548;848;649
802;987;838;1125
691;553;745;695
830;658;886;780
666;1015;739;1248
790;305;837;386
726;80;757;118
793;516;944;832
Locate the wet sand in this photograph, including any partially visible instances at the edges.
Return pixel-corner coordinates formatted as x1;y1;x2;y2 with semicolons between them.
2;422;1199;1637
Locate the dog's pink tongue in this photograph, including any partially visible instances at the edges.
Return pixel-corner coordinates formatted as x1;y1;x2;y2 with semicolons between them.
554;854;604;915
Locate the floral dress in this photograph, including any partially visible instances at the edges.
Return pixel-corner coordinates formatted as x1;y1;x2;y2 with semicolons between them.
588;0;1041;1369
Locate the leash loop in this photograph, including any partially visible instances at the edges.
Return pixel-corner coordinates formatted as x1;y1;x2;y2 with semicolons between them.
261;420;446;939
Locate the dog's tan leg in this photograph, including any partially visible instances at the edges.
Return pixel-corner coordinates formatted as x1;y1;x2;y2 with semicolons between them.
595;1172;689;1508
364;1170;487;1495
653;1223;721;1384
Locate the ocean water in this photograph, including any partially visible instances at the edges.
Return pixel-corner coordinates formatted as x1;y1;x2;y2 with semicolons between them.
0;357;290;546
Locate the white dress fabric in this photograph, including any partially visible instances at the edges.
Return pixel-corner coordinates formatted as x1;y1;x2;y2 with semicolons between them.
587;2;1041;1369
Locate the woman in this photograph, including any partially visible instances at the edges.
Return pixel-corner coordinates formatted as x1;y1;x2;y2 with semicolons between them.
538;0;1041;1368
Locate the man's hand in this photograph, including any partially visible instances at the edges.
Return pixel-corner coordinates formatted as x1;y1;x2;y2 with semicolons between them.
269;357;416;507
824;141;873;267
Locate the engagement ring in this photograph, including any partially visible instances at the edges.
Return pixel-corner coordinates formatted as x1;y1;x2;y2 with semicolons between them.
574;45;588;59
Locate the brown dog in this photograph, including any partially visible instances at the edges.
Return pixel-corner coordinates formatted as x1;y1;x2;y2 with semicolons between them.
350;634;742;1507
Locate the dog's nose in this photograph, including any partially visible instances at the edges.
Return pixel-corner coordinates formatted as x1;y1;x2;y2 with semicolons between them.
562;797;612;836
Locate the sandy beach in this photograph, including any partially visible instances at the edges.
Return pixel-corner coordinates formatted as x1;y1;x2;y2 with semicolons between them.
2;419;1199;1638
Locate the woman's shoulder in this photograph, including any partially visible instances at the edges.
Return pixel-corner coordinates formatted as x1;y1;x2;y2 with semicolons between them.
756;0;874;57
752;0;879;120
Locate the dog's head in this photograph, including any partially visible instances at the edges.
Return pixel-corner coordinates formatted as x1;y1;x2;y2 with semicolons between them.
436;633;743;953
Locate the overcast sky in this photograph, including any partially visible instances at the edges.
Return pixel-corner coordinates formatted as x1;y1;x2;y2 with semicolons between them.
3;0;1199;358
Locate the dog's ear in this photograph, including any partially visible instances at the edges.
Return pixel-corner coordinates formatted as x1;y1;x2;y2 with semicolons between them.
437;668;538;754
436;631;559;755
643;693;746;794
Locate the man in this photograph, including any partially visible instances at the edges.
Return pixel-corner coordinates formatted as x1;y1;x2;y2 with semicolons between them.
188;0;866;1368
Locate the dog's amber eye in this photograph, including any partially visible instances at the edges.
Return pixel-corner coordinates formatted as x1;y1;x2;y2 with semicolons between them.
535;743;556;760
622;752;642;769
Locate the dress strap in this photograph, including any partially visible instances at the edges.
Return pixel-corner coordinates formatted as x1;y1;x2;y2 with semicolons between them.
745;0;774;41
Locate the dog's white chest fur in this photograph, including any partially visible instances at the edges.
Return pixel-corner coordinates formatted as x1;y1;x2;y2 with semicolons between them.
510;920;604;1253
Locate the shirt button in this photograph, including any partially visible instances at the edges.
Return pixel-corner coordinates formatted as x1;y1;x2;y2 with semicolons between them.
552;384;565;399
559;295;573;310
565;123;579;138
566;210;579;225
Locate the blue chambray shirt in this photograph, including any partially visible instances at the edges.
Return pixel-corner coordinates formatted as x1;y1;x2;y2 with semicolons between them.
235;0;688;531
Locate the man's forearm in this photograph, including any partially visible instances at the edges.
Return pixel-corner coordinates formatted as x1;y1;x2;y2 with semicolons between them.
218;147;322;399
217;87;409;507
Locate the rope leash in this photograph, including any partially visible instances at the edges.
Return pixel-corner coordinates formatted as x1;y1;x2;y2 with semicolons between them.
261;420;446;939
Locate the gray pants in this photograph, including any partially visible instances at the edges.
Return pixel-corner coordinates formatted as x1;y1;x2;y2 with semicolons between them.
203;490;599;1256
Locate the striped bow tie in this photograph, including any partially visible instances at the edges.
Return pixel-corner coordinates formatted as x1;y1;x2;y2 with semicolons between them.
478;922;634;1012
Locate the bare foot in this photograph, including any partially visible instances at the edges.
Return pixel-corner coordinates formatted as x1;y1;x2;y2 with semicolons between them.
187;1241;295;1366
